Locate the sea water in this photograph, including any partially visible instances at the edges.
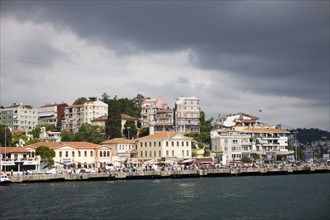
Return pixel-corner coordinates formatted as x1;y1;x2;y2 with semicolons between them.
0;174;329;220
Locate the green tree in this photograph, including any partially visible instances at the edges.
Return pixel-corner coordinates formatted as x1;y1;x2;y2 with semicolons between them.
0;124;12;147
124;120;137;139
61;130;75;142
241;155;252;163
36;146;55;168
73;97;88;105
74;123;107;144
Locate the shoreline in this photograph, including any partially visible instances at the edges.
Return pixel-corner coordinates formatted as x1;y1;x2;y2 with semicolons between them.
6;166;330;183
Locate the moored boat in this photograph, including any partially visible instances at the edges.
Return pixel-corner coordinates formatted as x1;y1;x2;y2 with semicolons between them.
0;172;11;185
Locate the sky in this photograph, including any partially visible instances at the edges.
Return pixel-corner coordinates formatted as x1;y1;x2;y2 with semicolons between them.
1;1;329;131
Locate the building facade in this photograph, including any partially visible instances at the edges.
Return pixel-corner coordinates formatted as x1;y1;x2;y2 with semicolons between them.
140;97;174;132
174;96;201;133
102;138;137;166
0;103;38;131
136;131;192;160
38;103;68;129
27;142;112;168
211;126;293;163
62;100;108;133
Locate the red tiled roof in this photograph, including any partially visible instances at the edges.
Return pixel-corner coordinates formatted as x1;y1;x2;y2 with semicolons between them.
91;115;108;122
138;132;179;140
27;142;63;149
102;138;136;144
0;147;30;154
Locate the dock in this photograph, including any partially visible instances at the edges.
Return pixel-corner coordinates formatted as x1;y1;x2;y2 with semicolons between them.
7;166;330;183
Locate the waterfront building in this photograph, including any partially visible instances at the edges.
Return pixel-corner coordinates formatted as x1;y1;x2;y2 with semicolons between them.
62;100;108;133
174;96;201;133
0;103;38;131
136;131;193;160
26;142;112;168
0;147;40;172
102;138;137;166
210;113;293;163
37;103;68;129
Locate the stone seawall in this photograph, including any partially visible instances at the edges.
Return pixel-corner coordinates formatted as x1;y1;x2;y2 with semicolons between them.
8;166;330;183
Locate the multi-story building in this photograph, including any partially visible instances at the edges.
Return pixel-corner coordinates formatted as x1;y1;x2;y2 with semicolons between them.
37;103;68;129
62;104;84;133
0;103;38;131
136;131;192;160
26;141;112;168
102;138;137;166
210;113;293;163
174;96;201;133
140;97;174;132
140;98;157;128
62;100;108;133
83;100;108;124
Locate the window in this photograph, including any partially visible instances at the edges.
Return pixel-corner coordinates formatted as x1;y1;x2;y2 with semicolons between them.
90;151;93;157
159;150;161;157
84;151;87;157
182;150;184;157
59;151;62;157
166;150;169;156
186;150;189;156
159;142;161;147
72;151;75;157
154;151;156;157
78;151;81;157
154;142;156;147
65;151;68;157
107;151;110;157
100;151;103;157
141;151;143;157
145;142;147;147
177;141;179;147
104;151;106;157
186;141;189;146
172;142;174;147
172;150;174;156
140;142;143;148
166;141;168;147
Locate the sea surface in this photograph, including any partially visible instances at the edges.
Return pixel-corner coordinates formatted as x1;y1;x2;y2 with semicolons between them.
1;174;329;220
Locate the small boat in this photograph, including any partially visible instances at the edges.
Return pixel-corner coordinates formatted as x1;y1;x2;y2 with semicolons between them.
0;172;11;185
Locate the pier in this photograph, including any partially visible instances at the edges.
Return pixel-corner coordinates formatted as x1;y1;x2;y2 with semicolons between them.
7;166;330;183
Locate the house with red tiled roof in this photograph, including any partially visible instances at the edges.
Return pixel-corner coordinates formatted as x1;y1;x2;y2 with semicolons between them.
102;138;137;165
136;131;193;160
26;141;112;168
0;147;40;172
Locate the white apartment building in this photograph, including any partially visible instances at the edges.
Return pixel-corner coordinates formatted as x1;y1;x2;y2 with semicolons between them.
140;97;174;132
62;104;84;133
137;131;192;160
83;100;108;124
37;103;68;128
174;96;201;133
211;126;293;163
140;98;157;128
0;103;38;131
62;100;108;133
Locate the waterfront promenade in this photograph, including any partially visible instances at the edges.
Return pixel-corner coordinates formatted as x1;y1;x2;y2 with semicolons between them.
7;165;330;183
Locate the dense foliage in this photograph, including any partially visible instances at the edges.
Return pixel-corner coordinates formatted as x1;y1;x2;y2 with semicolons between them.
61;124;107;144
0;124;12;147
290;128;330;144
36;146;55;168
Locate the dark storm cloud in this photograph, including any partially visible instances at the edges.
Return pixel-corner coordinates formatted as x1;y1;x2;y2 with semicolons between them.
1;1;329;124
